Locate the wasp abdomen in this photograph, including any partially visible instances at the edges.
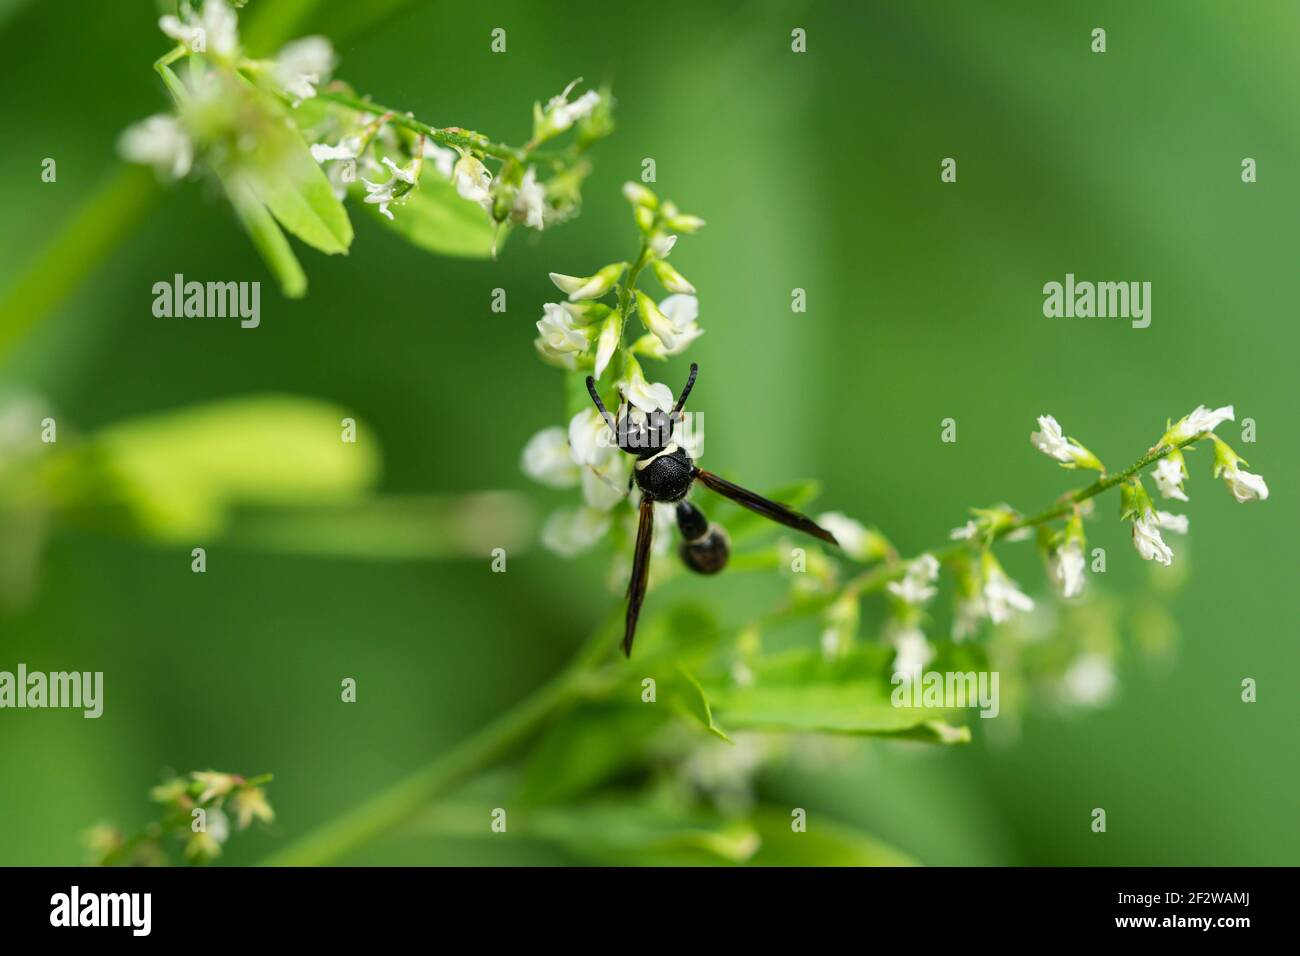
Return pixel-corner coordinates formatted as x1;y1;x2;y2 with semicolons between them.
675;500;729;574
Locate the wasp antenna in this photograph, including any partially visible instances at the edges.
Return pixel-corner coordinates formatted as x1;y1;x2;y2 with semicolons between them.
585;375;618;436
671;362;699;417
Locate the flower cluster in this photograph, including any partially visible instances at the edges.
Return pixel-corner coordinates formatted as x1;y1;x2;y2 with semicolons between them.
123;0;336;184
86;769;273;866
117;0;611;295
521;183;707;557
803;402;1270;694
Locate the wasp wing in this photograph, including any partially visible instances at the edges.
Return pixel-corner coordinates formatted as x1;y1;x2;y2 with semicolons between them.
622;496;656;657
694;469;839;546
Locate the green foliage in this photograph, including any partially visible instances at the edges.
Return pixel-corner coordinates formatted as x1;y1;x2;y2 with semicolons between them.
362;174;502;259
72;396;378;541
242;93;354;257
698;646;969;742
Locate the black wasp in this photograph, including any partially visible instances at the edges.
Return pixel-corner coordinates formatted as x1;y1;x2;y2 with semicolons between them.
585;363;839;656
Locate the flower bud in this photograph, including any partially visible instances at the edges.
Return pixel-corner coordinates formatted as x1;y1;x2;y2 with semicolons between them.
549;262;626;301
593;311;621;380
622;181;658;209
634;204;656;234
651;259;695;295
635;290;681;351
561;301;614;326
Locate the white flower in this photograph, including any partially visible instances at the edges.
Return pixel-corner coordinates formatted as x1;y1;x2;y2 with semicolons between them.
1151;455;1189;502
118;115;193;179
620;363;674;413
541;507;611;557
1048;539;1085;598
159;0;239;59
952;594;987;641
1218;460;1269;503
359;175;400;220
1061;654;1116;707
658;294;702;346
886;553;939;606
568;408;617;468
1209;435;1268;503
983;562;1034;623
949;520;978;541
511;167;547;230
1154;510;1189;535
540;79;601;135
816;512;886;561
1222;462;1269;502
309;137;359;163
382;156;416;184
1131;513;1173;565
274;36;334;104
534;303;589;365
422;140;456;179
581;464;627;511
888;625;934;681
453;155;494;213
520;427;579;488
650;233;678;258
1168;404;1234;442
1030;415;1101;469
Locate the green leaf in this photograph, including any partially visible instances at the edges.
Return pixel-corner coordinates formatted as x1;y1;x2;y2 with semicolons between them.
519;705;668;806
697;645;970;742
748;808;917;866
525;800;761;867
628;601;726;664
223;174;307;298
669;666;732;742
79;396;379;541
243;90;353;256
363;173;502;259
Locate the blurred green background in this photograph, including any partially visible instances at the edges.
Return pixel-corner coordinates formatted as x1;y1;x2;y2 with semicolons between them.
0;0;1296;865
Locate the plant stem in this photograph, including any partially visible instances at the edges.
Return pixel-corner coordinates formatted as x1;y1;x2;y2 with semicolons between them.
259;618;617;866
847;434;1204;593
0;166;159;362
315;89;551;163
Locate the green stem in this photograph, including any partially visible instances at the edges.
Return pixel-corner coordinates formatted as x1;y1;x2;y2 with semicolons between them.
315;89;548;163
847;434;1204;593
260;619;616;866
0;166;159;362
